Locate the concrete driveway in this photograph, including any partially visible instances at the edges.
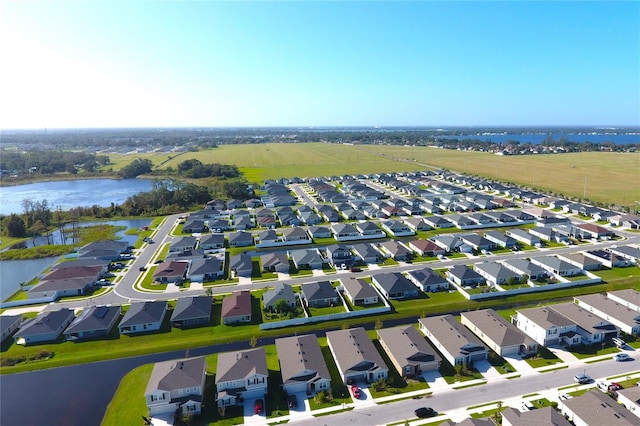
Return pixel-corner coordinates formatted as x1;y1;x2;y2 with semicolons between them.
503;354;535;373
548;346;580;363
474;360;502;379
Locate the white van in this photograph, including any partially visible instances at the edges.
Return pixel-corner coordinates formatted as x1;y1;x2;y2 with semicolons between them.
612;337;626;348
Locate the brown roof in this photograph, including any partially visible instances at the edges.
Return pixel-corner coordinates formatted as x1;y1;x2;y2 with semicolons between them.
41;265;103;281
221;290;252;319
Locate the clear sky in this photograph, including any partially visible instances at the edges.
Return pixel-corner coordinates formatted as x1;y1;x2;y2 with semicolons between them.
1;1;638;129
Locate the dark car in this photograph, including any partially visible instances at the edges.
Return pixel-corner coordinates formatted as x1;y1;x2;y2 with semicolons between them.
415;407;437;418
154;259;164;264
350;267;362;272
139;266;147;271
254;398;264;414
287;394;297;409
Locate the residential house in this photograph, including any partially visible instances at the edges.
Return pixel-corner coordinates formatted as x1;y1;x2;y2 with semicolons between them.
608;289;640;312
423;215;455;229
381;220;415;237
170;236;197;252
263;283;297;312
182;218;206;233
208;219;231;233
513;306;581;347
188;258;224;282
326;327;389;384
145;356;207;417
559;390;637;426
446;265;485;287
583;249;630;268
548;302;619;344
501;259;548;281
404;216;432;232
501;406;572;426
331;223;360;240
574;293;640;335
483;231;517;249
221;291;252;325
431;234;465;253
325;244;353;268
306;225;332;240
371;272;419;300
340;277;379;306
199;233;225;249
458;233;496;252
406;268;449;292
575;223;614;240
609;246;640;263
228;231;254;247
301;281;339;307
473;262;522;286
557;253;603;271
505;228;541;246
418;315;488;367
530;256;583;277
28;264;104;299
256;229;279;245
171;296;212;328
282;227;311;242
355;221;385;238
229;254;253;278
377;325;441;378
289;248;326;270
260;253;290;274
378;241;412;261
119;301;168;335
616;387;640;420
408;239;446;257
14;309;75;345
0;315;22;344
215;348;268;407
351;243;382;264
275;334;332;396
461;308;538;356
64;305;120;341
153;261;188;284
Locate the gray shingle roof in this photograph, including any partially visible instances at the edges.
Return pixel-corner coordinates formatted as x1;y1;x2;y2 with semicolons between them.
171;296;212;322
146;356;206;393
119;301;167;327
275;334;331;385
216;348;267;382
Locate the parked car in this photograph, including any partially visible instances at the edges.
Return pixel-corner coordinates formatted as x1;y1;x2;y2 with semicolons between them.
351;385;361;399
558;393;573;401
287;394;297;409
350;267;362;272
521;401;535;411
139;266;147;271
254;399;264;414
613;353;632;362
414;407;437;418
574;374;591;384
154;259;164;264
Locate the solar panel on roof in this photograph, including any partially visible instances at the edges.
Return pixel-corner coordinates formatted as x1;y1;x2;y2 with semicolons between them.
94;307;108;319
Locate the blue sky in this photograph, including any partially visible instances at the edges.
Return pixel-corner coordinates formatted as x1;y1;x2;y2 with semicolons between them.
1;1;638;129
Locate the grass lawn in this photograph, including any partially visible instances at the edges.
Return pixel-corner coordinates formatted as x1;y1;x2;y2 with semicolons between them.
308;305;347;317
102;363;154;426
570;343;621;359
524;346;563;368
439;360;484;384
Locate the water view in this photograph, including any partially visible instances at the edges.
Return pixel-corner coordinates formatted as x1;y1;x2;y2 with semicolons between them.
0;178;155;216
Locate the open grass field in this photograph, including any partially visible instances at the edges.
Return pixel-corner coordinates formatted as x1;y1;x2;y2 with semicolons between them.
108;143;639;209
369;145;640;209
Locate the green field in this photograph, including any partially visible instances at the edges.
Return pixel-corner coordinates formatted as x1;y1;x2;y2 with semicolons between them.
107;143;640;209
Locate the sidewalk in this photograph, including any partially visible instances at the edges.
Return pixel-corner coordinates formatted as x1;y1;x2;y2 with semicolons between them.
262;347;640;425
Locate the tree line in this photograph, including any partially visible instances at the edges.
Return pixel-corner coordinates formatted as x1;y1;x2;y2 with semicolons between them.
0;178;254;239
1;150;110;175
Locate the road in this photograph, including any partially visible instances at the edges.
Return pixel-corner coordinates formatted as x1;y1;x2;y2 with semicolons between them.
290;358;639;425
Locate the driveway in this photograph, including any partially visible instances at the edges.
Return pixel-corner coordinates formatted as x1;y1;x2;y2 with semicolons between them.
287;393;312;421
243;397;267;425
548;346;580;364
474;360;502;380
503;354;535;373
350;385;375;407
421;370;449;391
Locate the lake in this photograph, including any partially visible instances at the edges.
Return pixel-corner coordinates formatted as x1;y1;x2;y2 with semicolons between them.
0;219;150;301
0;178;155;216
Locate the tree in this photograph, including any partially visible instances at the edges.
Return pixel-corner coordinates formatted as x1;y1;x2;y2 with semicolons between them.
249;335;258;348
374;318;384;330
273;299;290;314
3;214;27;237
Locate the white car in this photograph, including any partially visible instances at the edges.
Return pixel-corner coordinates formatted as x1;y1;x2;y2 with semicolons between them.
558;393;573;401
613;353;632;362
